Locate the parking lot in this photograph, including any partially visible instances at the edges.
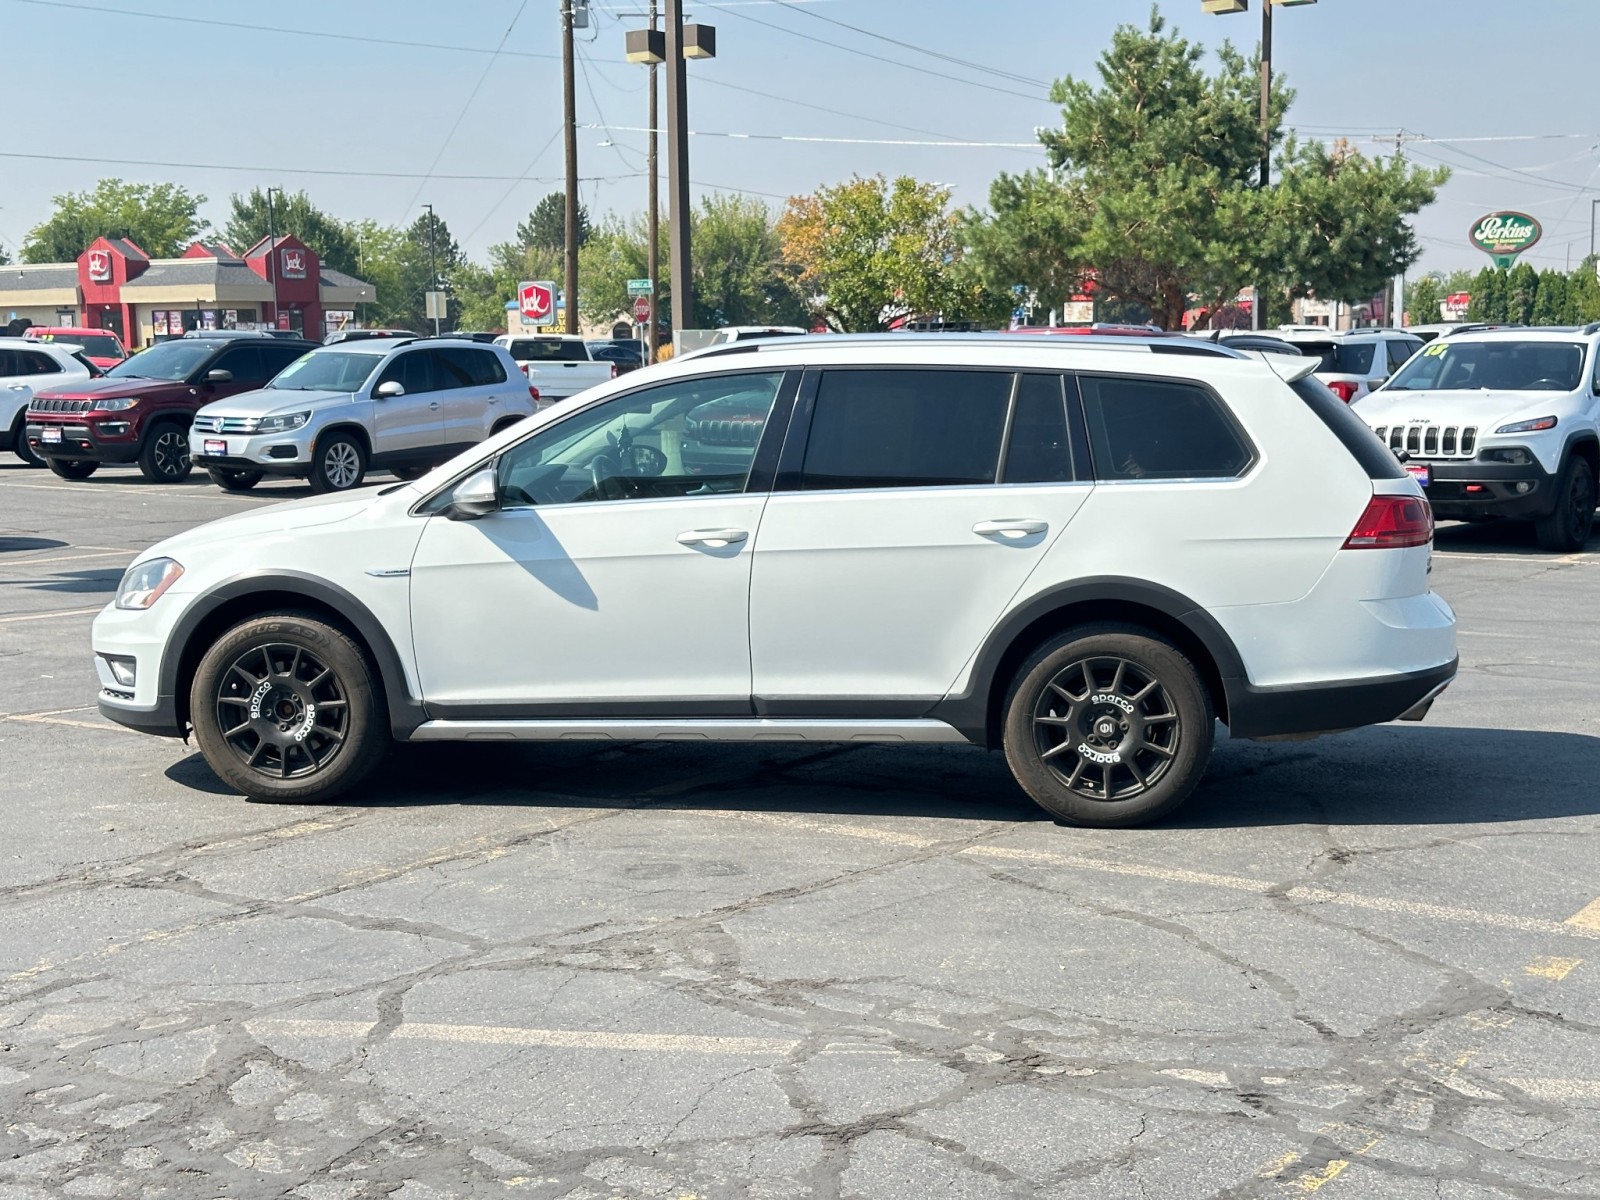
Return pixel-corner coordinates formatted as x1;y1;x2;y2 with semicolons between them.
3;462;1600;1199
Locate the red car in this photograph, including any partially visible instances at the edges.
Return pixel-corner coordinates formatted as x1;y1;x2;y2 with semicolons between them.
23;326;128;371
24;335;316;482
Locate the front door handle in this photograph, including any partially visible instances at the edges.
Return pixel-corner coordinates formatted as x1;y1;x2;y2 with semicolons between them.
7;384;27;391
973;518;1048;539
428;401;441;410
677;528;748;548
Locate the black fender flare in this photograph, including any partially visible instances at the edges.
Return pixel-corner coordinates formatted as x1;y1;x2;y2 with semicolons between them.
927;576;1248;746
160;570;426;737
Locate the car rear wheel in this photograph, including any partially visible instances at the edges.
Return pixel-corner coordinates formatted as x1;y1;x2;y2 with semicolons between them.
390;464;429;482
1002;624;1214;828
10;413;43;467
138;422;193;482
1534;455;1595;553
47;458;97;480
189;612;389;803
207;467;263;492
308;433;367;493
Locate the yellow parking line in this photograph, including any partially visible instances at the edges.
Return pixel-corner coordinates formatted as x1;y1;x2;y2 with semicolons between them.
1567;898;1600;933
0;550;135;567
1525;956;1582;981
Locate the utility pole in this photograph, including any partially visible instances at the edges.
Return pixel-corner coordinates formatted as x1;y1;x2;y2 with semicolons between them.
664;0;692;341
424;202;439;335
647;0;660;361
562;0;581;335
1254;0;1271;331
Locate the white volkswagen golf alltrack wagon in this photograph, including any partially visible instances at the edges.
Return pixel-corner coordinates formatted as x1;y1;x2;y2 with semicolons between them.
94;335;1458;827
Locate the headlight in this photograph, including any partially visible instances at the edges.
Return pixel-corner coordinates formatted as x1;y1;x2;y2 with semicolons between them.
1495;415;1557;434
115;558;184;610
93;397;139;412
256;411;311;433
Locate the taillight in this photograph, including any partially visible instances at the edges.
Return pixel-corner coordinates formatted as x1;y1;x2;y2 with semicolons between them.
609;363;619;379
1343;494;1433;549
528;384;541;403
1327;380;1360;403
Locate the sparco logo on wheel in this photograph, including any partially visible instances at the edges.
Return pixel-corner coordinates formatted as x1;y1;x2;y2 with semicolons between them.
247;679;273;719
1078;745;1122;765
1091;692;1135;713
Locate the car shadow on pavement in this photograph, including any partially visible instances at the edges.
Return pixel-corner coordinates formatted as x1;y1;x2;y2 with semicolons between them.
163;723;1600;829
0;537;68;554
1435;519;1595;555
0;567;122;594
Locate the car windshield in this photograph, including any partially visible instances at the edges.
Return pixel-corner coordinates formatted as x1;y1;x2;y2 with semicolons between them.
1386;340;1585;392
103;340;216;381
1297;341;1376;374
269;350;378;392
32;332;121;357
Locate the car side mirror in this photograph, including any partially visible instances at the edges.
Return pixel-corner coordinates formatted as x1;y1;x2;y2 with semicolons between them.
446;466;500;521
374;380;405;399
205;368;233;383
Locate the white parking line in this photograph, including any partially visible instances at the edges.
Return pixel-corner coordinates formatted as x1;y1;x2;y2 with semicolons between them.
251;1019;800;1056
0;550;136;568
0;480;277;504
0;606;103;624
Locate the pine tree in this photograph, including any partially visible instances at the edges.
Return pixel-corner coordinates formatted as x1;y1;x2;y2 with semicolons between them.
1531;270;1568;326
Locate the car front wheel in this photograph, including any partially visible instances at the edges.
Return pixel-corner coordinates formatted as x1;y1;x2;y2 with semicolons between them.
47;458;98;480
1534;455;1595;553
189;612;389;802
10;413;44;467
1002;624;1214;828
308;433;367;493
138;422;193;482
207;466;263;492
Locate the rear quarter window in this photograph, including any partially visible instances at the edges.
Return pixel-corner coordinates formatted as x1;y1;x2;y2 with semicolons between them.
1078;375;1253;481
1291;375;1406;480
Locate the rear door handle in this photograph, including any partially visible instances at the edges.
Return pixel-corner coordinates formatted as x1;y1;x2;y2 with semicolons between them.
677;528;748;548
973;518;1048;539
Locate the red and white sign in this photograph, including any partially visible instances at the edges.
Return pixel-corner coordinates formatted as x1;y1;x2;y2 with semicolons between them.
1443;292;1471;319
277;312;291;331
280;248;307;279
87;250;112;282
519;280;556;326
632;296;651;323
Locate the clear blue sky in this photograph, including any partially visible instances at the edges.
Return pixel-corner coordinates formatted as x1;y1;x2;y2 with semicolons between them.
3;0;1597;279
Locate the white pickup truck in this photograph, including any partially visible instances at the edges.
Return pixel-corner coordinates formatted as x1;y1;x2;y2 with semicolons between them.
493;333;617;402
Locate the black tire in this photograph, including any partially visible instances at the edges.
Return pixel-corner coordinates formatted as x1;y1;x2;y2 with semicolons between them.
189;612;390;803
1002;624;1214;828
308;432;367;493
1534;455;1595;553
207;467;263;492
11;413;44;467
47;458;98;480
390;464;430;482
138;421;193;482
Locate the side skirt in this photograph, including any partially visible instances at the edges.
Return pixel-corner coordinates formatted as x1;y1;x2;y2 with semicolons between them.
405;718;972;744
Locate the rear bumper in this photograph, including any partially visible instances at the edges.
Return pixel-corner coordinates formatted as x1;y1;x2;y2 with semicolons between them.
1225;657;1458;739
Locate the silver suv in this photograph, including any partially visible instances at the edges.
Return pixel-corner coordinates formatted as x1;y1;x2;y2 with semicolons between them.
1276;328;1424;403
189;339;538;492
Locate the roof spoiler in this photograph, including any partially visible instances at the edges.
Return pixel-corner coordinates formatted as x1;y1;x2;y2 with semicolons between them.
1259;355;1321;384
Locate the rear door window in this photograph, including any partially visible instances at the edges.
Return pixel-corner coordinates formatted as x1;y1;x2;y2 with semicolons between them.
213;346;267;385
1386;340;1420;373
1079;375;1253;481
1001;373;1076;484
436;346;507;387
259;344;310;379
799;369;1012;490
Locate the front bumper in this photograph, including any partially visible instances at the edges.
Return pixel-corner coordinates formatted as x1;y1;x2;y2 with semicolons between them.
92;600;189;738
189;428;311;475
1413;456;1555;520
24;419;141;463
1226;657;1459;739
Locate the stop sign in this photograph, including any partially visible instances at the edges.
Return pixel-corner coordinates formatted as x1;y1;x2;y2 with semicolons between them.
632;296;651;322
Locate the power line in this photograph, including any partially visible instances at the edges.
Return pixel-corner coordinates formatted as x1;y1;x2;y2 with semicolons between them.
711;3;1050;103
397;0;530;224
458;128;565;245
766;0;1049;89
584;123;1039;148
0;149;623;183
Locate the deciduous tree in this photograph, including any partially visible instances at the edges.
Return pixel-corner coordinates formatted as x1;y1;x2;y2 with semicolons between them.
22;179;207;262
221;188;360;275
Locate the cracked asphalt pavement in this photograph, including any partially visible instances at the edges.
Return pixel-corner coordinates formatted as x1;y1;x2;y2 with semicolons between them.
3;462;1600;1199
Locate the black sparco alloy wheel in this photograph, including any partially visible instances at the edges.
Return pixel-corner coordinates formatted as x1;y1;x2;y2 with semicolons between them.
206;466;263;492
190;613;389;802
1003;625;1214;828
1534;455;1595;553
138;422;193;482
308;433;367;493
46;458;98;480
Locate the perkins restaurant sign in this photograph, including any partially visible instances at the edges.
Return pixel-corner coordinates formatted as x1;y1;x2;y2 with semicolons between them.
1470;212;1541;269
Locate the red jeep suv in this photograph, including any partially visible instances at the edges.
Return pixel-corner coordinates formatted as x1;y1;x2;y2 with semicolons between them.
25;335;316;482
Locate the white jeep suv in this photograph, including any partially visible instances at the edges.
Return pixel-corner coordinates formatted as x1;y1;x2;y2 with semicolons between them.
96;335;1457;827
189;338;538;493
1354;325;1600;552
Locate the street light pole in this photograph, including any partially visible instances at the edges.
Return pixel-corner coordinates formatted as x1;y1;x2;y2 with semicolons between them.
561;0;581;335
664;0;692;341
1590;198;1600;262
1254;0;1271;331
